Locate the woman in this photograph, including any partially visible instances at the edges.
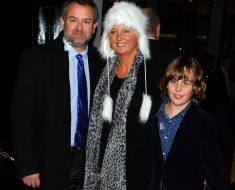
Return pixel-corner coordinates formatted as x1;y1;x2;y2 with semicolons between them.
84;2;154;190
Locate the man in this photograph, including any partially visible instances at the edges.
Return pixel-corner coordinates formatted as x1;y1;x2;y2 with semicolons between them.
10;0;103;189
144;7;161;41
142;7;179;104
207;55;234;152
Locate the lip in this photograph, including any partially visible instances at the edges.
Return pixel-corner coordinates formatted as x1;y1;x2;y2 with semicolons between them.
174;94;183;99
73;32;84;36
116;43;127;46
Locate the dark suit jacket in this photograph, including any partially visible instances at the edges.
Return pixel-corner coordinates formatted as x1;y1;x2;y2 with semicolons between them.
10;33;104;189
148;104;222;190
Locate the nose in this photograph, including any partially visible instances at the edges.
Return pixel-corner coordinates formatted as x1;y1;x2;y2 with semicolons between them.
76;21;82;31
116;31;123;40
175;82;182;91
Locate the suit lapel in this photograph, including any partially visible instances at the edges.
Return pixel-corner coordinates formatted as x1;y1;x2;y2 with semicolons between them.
88;49;95;99
50;36;71;126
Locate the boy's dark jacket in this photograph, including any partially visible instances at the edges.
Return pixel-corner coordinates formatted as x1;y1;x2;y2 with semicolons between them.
147;104;222;190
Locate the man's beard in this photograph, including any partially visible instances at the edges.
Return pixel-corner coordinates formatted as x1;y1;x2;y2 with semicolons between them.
68;39;89;49
66;33;91;49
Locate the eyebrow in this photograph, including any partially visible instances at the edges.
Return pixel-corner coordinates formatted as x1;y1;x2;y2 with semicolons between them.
67;16;93;21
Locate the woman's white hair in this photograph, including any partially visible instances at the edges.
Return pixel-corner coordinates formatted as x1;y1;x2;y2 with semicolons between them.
99;1;150;59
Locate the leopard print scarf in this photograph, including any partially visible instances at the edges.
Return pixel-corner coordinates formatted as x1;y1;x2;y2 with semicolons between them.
84;50;144;190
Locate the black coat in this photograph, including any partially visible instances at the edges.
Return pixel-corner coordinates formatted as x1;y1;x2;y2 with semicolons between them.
10;34;103;189
147;104;223;190
126;40;179;190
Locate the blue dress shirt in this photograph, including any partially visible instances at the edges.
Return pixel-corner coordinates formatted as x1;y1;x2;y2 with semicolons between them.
156;99;191;161
63;38;90;146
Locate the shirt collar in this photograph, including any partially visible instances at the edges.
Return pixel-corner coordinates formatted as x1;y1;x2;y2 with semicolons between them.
63;37;88;58
156;98;191;118
156;99;167;117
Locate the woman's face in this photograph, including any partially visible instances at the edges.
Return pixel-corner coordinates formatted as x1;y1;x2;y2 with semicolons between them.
108;24;138;57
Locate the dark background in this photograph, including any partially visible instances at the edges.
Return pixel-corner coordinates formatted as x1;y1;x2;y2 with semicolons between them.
1;0;234;189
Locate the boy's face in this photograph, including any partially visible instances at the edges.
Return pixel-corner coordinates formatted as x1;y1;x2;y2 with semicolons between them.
167;69;195;109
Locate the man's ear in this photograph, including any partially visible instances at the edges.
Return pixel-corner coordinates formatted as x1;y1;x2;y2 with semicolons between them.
156;24;161;40
60;17;65;29
93;22;98;34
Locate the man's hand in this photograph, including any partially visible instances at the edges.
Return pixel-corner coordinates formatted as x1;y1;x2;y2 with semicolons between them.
22;173;40;188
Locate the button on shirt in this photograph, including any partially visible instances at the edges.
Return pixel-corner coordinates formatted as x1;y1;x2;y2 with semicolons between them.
63;38;90;146
156;99;191;161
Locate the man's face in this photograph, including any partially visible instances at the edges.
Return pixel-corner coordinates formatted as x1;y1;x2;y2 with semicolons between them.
60;2;98;52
